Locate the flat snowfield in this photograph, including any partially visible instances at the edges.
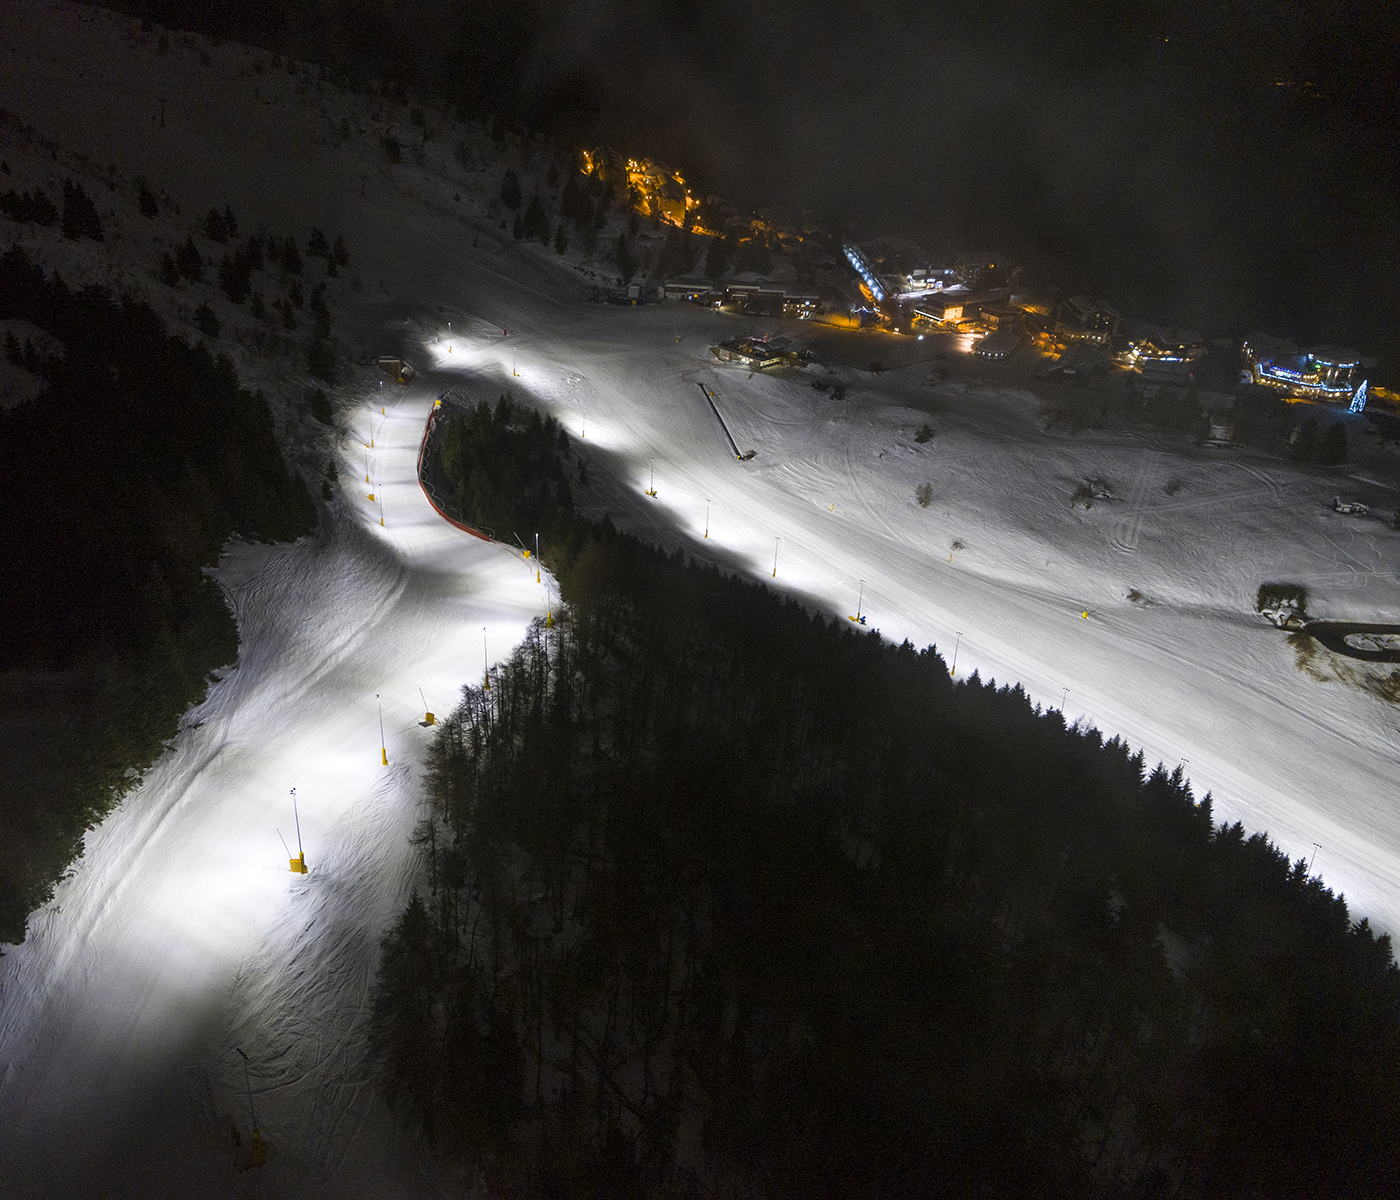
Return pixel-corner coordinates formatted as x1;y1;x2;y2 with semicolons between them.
0;2;1397;1194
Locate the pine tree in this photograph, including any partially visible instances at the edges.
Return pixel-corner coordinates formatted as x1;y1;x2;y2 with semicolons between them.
193;302;220;339
204;206;227;243
138;180;159;218
160;252;180;287
176;235;203;282
1317;421;1347;465
331;235;349;266
615;233;636;283
500;168;522;210
223;205;238;237
309;283;330;338
281;235;302;276
1289;417;1318;462
60;180;102;241
307;226;329;258
217;252;250;304
369;891;439;1120
307;336;337;384
560;173;585;224
523;194;548;241
554;224;567;254
704;234;733;279
0;188;59;227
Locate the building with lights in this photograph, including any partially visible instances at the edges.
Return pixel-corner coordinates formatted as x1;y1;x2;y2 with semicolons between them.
581;148;694;225
952;252;1007;288
1054;295;1122;346
662;277;713;303
1252;345;1367;401
979;304;1023;332
975;329;1020;360
1122;321;1204;362
711;335;798;369
842;244;886;304
911;289;1007;328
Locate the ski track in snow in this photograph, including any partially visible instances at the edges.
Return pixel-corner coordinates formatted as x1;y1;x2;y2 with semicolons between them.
0;1;1398;1192
1109;448;1161;554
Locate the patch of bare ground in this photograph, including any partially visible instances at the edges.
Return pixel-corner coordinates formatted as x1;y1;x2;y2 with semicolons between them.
1288;631;1400;706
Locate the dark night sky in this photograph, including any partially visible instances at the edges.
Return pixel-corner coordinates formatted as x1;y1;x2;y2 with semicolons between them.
128;0;1400;366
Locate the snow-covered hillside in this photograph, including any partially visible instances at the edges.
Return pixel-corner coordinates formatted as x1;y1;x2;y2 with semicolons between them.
0;2;1397;1195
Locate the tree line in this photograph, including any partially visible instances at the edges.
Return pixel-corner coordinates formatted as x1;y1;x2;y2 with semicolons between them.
0;247;316;942
372;397;1400;1197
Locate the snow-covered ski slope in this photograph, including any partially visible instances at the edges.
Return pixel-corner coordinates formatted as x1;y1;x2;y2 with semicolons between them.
0;2;1397;1193
443;307;1399;933
0;365;549;1192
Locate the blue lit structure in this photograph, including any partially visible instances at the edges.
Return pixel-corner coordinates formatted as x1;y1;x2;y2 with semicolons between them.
842;244;885;302
1350;380;1369;414
1253;345;1364;401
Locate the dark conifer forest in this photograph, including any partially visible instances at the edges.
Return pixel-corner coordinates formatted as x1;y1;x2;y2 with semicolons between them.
0;248;315;942
372;398;1400;1197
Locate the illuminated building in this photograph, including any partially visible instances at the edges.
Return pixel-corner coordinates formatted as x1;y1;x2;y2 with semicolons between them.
979;305;1023;331
975;329;1020;360
842;244;886;303
914;291;972;324
1054;295;1122;346
662;277;712;303
890;266;958;300
582;147;693;225
1252;345;1367;401
711;335;798;369
1122;321;1204;363
912;289;1007;328
952;253;1006;288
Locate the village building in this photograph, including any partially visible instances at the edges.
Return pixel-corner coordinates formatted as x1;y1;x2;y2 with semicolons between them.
710;335;799;369
1252;345;1369;401
912;288;1007;327
1054;295;1122;346
975;328;1021;360
662;277;713;303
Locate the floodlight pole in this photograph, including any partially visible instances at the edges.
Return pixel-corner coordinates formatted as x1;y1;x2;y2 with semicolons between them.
1308;842;1322;876
772;536;781;578
378;693;387;765
951;631;962;677
291;788;302;862
856;579;864;622
535;532;540;582
705;497;710;539
483;628;490;690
